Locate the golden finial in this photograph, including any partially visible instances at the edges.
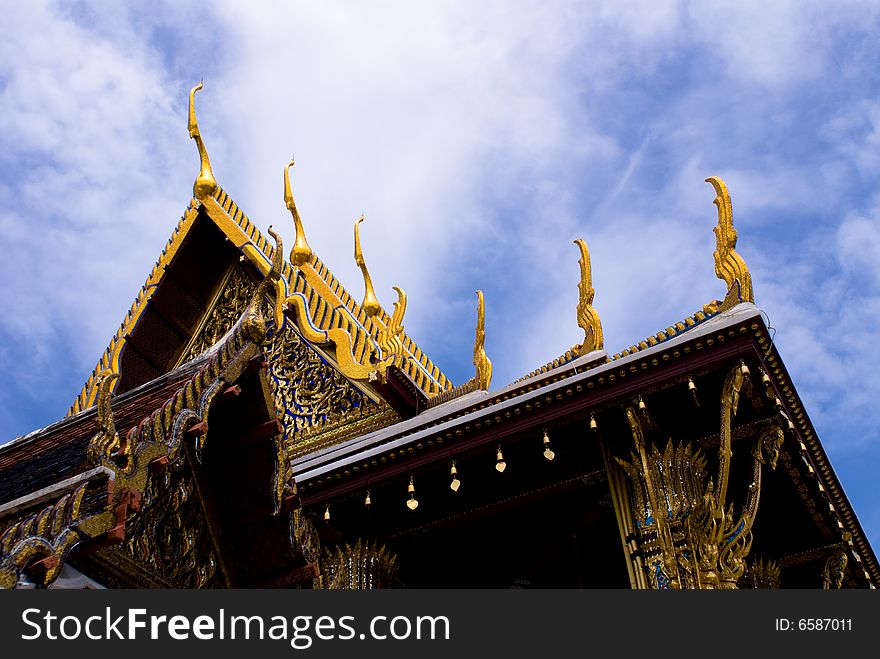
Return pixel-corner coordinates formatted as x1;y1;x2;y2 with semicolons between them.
86;371;120;465
705;176;754;312
188;82;217;200
573;238;604;355
354;214;381;317
473;290;493;391
377;286;406;364
284;159;313;267
243;225;285;344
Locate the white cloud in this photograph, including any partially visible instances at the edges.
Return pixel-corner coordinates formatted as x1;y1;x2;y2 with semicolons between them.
1;2;880;481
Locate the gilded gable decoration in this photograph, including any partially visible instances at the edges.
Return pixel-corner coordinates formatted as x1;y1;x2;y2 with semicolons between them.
616;364;785;589
376;287;407;367
0;484;88;588
86;371;121;465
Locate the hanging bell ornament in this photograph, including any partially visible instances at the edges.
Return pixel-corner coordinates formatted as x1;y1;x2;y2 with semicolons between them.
365;490;372;508
323;505;330;521
450;461;461;492
495;446;507;473
542;430;555;461
406;476;419;510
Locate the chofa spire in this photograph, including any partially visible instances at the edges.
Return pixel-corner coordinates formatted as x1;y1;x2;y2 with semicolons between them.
187;82;217;200
284;159;313;267
473;290;493;391
705;176;754;312
573;238;604;355
354;214;381;318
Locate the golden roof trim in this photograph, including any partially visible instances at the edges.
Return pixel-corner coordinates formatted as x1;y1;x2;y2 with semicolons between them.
68;200;201;416
611;307;718;361
69;183;450;416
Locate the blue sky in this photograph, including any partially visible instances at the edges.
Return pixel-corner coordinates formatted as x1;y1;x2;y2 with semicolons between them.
2;1;880;549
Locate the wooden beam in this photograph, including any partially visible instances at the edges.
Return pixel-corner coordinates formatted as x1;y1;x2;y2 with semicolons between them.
241;419;283;446
221;384;242;401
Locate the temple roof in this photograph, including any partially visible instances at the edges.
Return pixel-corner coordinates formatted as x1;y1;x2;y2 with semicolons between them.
290;303;880;586
67;183;452;419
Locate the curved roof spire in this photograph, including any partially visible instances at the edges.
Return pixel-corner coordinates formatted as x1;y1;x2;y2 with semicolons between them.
284;159;313;267
187;82;217;200
473;290;493;391
705;176;753;311
354;214;381;318
573;238;604;355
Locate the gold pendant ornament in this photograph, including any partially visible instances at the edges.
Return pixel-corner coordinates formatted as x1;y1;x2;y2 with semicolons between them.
542;429;555;461
495;446;507;473
406;477;419;510
450;461;461;492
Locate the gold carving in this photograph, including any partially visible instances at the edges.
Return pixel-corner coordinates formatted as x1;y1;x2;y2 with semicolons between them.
266;328;377;444
473;290;492;391
573;239;603;355
243;225;285;344
123;460;221;588
87;371;121;465
744;558;781;588
354;214;380;318
617;364;778;589
285;159;313;267
291;405;398;459
0;484;88;588
282;293;377;381
822;549;848;589
324;539;398;589
188;83;217;201
376;286;406;367
705;176;753;312
183;267;256;362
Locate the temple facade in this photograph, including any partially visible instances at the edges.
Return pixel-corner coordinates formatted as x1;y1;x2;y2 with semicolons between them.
0;84;875;589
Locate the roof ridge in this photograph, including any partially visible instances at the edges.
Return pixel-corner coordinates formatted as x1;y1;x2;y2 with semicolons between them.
610;306;719;360
209;185;450;394
69;185;452;417
67;200;201;416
